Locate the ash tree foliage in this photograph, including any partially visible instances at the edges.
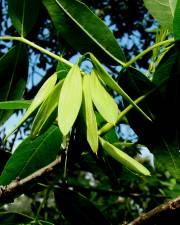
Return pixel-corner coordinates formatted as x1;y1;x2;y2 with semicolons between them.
0;0;180;224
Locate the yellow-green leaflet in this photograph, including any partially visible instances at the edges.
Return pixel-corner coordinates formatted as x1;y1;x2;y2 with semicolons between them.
58;65;82;136
99;137;151;176
4;73;57;141
31;80;64;139
90;70;118;124
83;75;98;153
90;54;152;122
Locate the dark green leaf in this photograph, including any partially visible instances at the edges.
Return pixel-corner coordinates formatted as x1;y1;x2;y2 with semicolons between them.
144;0;176;31
8;0;40;36
43;0;125;65
0;126;62;185
0;44;28;125
0;212;54;225
173;0;180;39
0;100;31;109
0;212;32;225
55;188;111;225
56;60;71;80
152;46;180;178
31;80;63;138
0;150;11;174
118;66;157;145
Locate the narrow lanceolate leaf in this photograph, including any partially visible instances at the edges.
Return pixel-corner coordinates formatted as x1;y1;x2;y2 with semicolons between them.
31;80;64;139
5;73;57;140
43;0;125;65
0;126;62;186
90;70;118;124
83;75;98;153
0;44;28;125
90;54;152;122
144;0;177;31
173;0;180;40
0;100;31;109
99;137;150;176
8;0;40;36
58;65;82;136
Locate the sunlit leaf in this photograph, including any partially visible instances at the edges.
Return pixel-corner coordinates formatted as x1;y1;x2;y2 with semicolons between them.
0;44;28;125
4;73;57;141
55;188;111;225
90;54;152;122
99;137;151;176
90;70;118;124
43;0;125;65
0;126;62;185
0;100;31;109
82;75;98;153
8;0;40;36
58;65;82;136
31;80;63;138
144;0;177;31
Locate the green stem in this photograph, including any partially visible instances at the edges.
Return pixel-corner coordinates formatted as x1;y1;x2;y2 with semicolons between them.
98;95;146;135
124;38;174;68
0;36;73;67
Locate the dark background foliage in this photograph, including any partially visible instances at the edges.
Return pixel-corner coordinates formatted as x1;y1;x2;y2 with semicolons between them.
1;1;179;225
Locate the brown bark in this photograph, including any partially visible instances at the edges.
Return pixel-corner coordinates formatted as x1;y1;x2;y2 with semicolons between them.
0;156;61;204
128;196;180;225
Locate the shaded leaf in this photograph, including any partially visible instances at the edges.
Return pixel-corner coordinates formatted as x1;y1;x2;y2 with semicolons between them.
99;137;150;176
55;188;111;225
58;65;82;136
0;44;28;125
151;46;180;178
0;150;11;174
31;80;63;138
0;212;54;225
118;66;157;145
173;0;180;40
90;54;152;122
144;0;177;31
43;0;125;65
0;126;62;185
0;100;31;109
8;0;40;36
90;70;118;124
5;73;57;140
56;60;71;80
82;75;98;153
0;212;32;225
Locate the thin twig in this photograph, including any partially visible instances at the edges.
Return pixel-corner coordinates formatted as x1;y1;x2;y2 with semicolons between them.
128;196;180;225
0;156;61;204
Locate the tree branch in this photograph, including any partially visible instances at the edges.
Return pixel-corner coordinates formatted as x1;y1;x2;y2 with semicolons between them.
128;196;180;225
0;156;61;204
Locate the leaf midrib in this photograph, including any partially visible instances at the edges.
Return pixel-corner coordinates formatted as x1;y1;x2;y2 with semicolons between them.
55;0;124;65
155;0;175;18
